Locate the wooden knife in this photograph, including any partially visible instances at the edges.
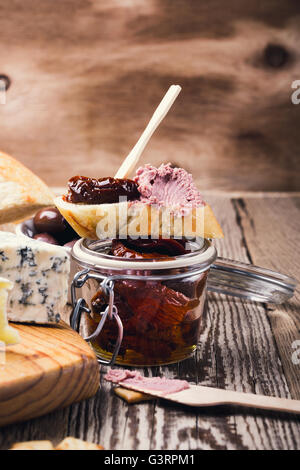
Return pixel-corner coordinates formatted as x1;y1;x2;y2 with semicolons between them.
115;383;300;414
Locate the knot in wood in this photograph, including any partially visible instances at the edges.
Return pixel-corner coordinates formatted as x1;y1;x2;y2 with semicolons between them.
264;44;290;68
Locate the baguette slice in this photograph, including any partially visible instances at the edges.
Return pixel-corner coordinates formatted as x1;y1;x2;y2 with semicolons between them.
10;441;54;450
114;386;153;403
10;438;104;450
55;437;104;450
0;151;54;224
54;196;224;240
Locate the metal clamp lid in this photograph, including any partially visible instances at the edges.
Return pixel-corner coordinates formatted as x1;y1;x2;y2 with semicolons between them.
70;269;124;366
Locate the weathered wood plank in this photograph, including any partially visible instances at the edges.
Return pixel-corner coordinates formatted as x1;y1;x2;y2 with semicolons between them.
202;196;300;449
0;1;300;191
0;196;299;450
234;197;300;399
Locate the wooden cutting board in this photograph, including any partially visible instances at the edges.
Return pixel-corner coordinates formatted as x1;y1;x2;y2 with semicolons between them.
0;321;99;427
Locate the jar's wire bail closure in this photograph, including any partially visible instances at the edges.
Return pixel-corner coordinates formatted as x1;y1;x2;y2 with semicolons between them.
70;269;123;366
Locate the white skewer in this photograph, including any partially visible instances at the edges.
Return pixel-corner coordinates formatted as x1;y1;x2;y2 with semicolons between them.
114;85;181;179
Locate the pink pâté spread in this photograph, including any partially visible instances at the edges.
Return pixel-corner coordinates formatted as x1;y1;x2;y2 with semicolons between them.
134;163;205;215
105;369;190;395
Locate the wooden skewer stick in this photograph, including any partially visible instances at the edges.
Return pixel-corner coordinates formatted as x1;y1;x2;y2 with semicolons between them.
114;85;181;179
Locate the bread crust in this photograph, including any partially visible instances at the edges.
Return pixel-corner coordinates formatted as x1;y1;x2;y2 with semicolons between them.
55;196;224;239
10;440;54;450
10;437;104;450
55;437;104;450
0;151;54;223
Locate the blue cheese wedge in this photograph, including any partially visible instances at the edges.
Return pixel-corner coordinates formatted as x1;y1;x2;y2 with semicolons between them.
0;277;20;344
0;232;70;324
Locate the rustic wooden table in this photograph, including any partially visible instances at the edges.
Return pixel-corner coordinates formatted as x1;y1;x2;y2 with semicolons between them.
1;193;299;450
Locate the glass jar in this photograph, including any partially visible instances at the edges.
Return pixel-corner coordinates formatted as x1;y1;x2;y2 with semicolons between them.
70;238;217;366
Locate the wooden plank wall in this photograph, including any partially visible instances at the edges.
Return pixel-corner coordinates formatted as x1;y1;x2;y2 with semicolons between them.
0;0;299;190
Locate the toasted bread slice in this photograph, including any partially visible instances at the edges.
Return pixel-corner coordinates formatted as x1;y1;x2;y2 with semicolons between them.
114;386;153;403
55;196;223;240
10;438;103;450
55;437;104;450
0;151;54;224
10;440;54;450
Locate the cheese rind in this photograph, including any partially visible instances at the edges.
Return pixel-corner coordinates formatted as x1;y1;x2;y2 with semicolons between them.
0;232;70;324
0;277;20;345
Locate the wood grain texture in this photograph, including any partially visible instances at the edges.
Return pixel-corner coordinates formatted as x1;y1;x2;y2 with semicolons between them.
0;320;99;427
0;1;299;191
233;197;300;399
0;195;299;450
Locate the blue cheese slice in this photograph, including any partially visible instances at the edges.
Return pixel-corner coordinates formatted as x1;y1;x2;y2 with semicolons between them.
0;277;20;344
0;232;70;324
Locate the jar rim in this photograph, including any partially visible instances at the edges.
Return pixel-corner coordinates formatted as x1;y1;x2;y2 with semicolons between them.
71;238;217;272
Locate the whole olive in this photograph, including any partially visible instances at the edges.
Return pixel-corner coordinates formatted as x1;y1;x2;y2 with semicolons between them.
34;207;66;235
33;233;59;245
